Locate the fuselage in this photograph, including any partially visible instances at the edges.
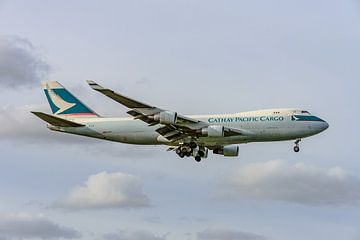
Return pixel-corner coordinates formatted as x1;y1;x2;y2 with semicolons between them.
49;108;329;147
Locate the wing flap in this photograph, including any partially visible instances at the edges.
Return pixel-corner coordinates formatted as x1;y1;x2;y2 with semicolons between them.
156;125;194;141
127;109;158;125
31;111;85;127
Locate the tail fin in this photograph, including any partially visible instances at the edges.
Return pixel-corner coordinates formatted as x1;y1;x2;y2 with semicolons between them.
42;81;99;117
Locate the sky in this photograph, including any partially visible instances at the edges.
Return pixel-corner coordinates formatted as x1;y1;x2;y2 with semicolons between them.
0;0;360;239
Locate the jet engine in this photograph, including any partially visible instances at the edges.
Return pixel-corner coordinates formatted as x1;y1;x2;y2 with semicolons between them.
213;145;239;157
154;111;178;124
201;125;224;137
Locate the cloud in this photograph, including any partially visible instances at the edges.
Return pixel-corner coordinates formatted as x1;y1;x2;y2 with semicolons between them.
54;172;150;210
0;105;56;142
0;35;49;88
197;229;266;240
0;104;103;144
0;213;80;239
100;229;265;240
217;160;360;206
101;230;166;240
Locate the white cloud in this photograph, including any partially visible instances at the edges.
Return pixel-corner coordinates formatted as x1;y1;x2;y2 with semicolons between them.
0;213;80;239
101;230;166;240
0;104;53;141
54;172;150;210
0;35;49;88
217;160;360;206
197;229;266;240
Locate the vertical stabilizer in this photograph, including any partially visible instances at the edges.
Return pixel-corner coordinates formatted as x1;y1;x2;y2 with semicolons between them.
42;81;99;117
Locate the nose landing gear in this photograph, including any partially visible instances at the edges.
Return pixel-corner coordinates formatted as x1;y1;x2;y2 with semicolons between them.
294;139;301;152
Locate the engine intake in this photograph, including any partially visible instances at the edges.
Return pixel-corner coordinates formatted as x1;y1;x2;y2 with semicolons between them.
213;145;239;157
201;125;224;137
154;111;178;124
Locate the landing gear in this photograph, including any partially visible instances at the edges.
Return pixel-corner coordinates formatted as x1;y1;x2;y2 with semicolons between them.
181;146;191;153
294;139;301;152
193;147;207;163
174;143;208;162
198;150;205;157
294;145;300;152
175;145;195;158
190;142;197;149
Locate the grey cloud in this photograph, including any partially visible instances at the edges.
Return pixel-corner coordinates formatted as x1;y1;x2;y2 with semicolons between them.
217;160;360;206
197;229;266;240
0;213;80;239
0;35;49;88
53;171;150;210
101;230;166;240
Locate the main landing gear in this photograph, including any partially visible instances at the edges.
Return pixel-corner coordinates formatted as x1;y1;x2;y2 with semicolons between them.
175;143;207;162
294;139;301;152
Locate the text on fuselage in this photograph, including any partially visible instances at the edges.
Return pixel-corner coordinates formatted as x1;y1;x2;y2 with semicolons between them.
208;116;285;123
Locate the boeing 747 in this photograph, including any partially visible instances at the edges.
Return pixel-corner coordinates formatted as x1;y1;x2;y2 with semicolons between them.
32;81;329;162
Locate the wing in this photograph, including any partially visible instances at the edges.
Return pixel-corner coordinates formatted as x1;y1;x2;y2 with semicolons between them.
87;80;249;142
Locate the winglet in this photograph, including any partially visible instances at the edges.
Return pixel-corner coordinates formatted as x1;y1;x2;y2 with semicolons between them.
86;80;106;91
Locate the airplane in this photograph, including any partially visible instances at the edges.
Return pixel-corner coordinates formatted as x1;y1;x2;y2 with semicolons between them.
32;81;329;162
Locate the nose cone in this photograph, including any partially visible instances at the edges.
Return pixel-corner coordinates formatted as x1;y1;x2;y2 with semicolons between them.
322;120;329;131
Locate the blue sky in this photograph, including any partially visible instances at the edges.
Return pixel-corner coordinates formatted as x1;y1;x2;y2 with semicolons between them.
0;0;360;239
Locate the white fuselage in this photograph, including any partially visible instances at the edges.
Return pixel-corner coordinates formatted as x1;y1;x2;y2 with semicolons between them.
48;108;329;147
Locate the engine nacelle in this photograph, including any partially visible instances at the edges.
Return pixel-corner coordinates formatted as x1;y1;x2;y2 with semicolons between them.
213;145;239;157
201;125;224;137
154;111;178;124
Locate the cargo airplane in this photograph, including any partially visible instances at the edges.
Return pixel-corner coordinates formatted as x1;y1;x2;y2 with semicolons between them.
32;81;329;162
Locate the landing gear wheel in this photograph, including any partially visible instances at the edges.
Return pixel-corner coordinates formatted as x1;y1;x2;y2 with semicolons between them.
175;148;181;155
198;150;205;157
294;145;300;152
190;142;197;149
179;152;185;158
195;156;201;162
293;139;301;153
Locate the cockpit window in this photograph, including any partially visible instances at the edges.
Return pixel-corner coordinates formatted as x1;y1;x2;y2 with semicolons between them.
301;110;310;114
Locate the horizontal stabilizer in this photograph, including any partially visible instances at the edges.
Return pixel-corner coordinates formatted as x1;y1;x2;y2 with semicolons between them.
31;111;85;127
